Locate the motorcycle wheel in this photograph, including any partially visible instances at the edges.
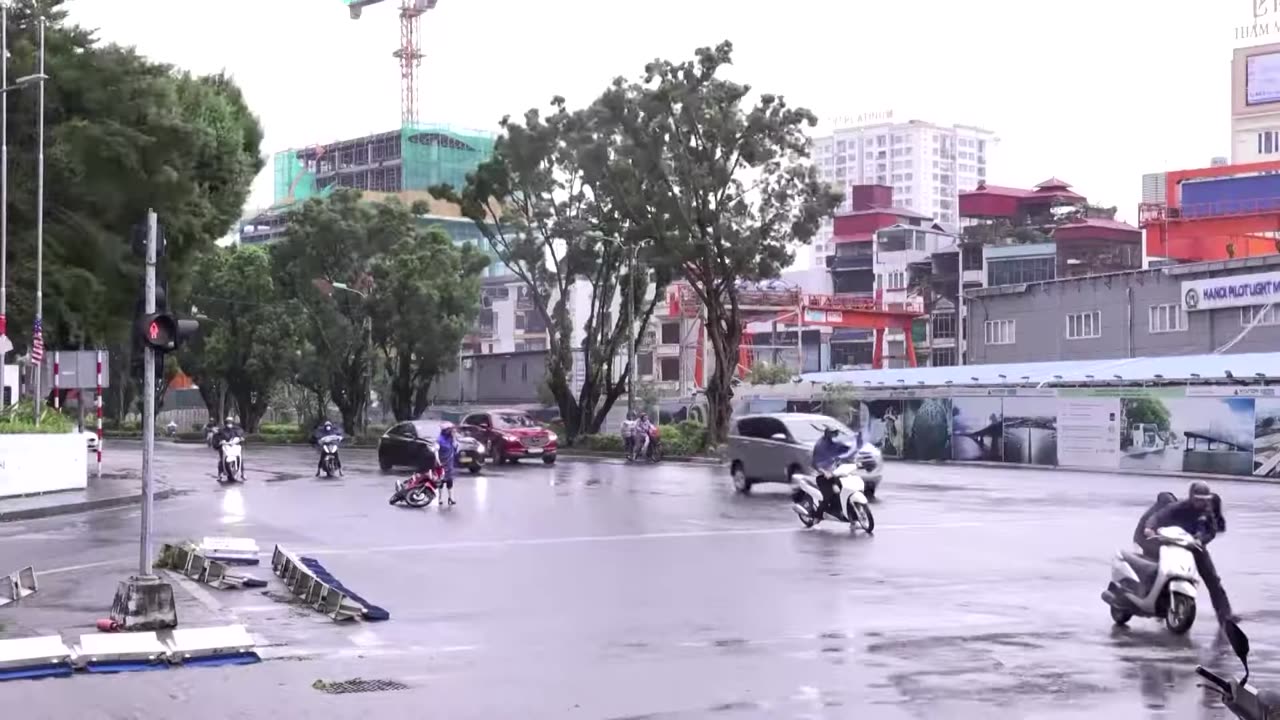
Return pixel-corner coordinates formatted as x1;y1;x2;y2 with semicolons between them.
795;497;818;528
849;500;875;534
1165;594;1196;635
405;486;435;508
1109;606;1133;626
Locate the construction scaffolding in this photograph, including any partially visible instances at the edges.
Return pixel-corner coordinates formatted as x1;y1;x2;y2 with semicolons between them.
271;124;495;206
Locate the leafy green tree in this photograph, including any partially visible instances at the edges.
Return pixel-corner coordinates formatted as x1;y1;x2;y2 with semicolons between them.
595;42;842;443
1;1;262;357
745;362;793;386
177;246;300;432
434;98;668;442
276;190;418;432
369;227;488;421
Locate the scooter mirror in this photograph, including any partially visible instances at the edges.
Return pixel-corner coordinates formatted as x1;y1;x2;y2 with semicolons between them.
1224;620;1251;683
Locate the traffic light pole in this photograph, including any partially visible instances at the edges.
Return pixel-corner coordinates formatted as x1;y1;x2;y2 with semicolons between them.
108;208;176;631
140;209;157;576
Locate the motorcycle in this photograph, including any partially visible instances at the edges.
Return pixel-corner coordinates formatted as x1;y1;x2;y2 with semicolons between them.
217;436;245;484
1196;619;1280;719
790;438;875;533
1100;526;1200;634
388;467;442;508
317;434;344;478
628;427;661;463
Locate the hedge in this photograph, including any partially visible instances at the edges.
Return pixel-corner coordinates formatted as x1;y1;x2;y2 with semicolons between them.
576;420;709;457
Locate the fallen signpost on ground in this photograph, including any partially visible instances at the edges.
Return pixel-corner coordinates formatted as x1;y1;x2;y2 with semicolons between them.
270;545;390;623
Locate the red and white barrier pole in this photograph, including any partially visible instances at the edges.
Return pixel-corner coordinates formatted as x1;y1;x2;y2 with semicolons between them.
95;350;103;478
52;351;60;411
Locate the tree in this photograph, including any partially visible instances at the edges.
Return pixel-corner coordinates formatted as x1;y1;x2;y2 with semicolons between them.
745;362;793;386
0;1;262;358
434;98;668;442
176;245;299;432
369;226;488;421
275;190;415;432
595;42;842;444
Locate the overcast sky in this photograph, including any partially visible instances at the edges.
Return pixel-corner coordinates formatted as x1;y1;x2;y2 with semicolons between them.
67;0;1260;224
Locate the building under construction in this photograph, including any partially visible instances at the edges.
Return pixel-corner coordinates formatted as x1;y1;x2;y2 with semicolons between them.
272;123;496;205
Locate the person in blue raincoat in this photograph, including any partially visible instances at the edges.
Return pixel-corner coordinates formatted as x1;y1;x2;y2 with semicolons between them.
436;423;458;506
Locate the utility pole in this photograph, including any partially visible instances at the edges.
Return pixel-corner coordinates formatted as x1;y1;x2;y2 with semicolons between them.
626;242;638;415
140;210;157;575
31;17;45;423
109;209;177;631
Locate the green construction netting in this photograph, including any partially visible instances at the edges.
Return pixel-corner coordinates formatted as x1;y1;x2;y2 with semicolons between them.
401;123;495;193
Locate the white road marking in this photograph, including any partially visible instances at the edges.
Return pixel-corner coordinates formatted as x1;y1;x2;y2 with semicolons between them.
41;559;124;576
258;643;478;661
295;520;993;557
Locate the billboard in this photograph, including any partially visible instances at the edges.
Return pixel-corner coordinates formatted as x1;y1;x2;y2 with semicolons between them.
1247;51;1280;105
1181;270;1280;311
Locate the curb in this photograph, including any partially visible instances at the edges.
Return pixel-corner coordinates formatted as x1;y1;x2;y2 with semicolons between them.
557;450;723;466
891;458;1280;486
0;487;182;523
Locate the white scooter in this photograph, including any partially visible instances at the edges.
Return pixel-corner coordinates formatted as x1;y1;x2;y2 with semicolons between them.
1101;526;1201;634
791;462;875;534
218;436;245;484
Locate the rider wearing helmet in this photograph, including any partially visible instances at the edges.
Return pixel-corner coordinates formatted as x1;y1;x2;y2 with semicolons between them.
310;419;342;476
437;423;458;506
1141;481;1235;624
212;416;244;476
811;425;857;515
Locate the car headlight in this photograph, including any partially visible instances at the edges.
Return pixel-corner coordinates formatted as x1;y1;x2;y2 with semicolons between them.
547;432;558;443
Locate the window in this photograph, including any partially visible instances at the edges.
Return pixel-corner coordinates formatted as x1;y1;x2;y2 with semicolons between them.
521;362;528;381
659;356;680;381
637;351;654;377
881;271;907;290
932;314;956;339
987;256;1054;286
984;319;1015;345
931;347;957;367
1260;131;1280;155
1066;311;1102;339
1148;303;1187;333
500;363;508;381
1241;305;1280;326
660;321;681;344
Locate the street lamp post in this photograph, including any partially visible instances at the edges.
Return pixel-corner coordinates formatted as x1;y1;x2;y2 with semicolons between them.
602;238;650;415
0;0;47;366
29;17;45;423
331;281;372;431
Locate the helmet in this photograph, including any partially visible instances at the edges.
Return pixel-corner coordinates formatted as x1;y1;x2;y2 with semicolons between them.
440;422;455;435
323;420;333;430
224;416;234;426
1188;481;1213;499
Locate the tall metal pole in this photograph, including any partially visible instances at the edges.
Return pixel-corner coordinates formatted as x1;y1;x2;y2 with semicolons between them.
364;316;372;432
30;17;43;423
1;2;9;344
140;210;158;576
626;243;637;414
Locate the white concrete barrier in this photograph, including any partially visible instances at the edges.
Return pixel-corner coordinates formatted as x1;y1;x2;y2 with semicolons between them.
0;433;87;498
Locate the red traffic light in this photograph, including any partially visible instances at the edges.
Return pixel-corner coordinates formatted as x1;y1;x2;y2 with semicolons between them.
148;321;161;341
136;312;199;353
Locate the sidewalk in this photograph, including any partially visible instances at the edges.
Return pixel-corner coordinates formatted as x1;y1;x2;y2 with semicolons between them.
0;473;179;523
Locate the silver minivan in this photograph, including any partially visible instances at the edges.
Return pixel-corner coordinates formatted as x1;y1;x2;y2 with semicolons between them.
727;413;881;496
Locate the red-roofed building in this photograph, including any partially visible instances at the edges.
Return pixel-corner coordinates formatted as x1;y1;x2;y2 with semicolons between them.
959;178;1087;223
1052;217;1143;278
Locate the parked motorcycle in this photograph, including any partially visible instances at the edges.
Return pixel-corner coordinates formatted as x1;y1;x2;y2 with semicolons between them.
628;427;662;463
1100;525;1200;634
1196;620;1280;719
790;457;874;533
317;434;344;478
218;436;245;484
388;467;442;508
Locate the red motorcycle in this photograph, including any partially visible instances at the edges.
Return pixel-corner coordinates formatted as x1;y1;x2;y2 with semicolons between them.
388;467;442;508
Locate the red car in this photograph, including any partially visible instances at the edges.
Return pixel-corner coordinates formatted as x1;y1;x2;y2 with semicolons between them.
461;409;558;465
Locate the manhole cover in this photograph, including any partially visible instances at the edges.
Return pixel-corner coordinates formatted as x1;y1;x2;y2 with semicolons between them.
313;678;410;695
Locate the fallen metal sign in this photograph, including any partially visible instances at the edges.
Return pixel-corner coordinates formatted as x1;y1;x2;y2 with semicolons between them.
198;537;260;566
0;566;37;608
270;545;388;622
157;543;265;590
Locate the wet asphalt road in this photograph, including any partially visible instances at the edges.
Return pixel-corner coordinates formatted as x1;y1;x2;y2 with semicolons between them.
2;441;1280;719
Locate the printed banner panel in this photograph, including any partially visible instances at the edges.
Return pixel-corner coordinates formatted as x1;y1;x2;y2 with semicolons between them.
950;396;1004;462
1117;394;1255;476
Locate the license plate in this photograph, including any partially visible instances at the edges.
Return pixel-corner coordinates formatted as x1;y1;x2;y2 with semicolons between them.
526;448;543;455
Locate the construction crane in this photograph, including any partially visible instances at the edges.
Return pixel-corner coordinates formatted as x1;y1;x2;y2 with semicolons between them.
342;0;437;125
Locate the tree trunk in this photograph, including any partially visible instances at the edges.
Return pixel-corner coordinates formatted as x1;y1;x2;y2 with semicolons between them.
702;300;740;446
389;352;413;421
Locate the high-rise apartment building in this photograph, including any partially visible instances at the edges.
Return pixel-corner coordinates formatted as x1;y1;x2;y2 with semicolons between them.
812;119;997;231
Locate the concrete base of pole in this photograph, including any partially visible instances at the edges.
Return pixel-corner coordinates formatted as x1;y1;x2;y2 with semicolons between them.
109;575;177;631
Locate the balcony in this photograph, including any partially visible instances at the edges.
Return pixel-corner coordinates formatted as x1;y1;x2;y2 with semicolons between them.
826;254;873;271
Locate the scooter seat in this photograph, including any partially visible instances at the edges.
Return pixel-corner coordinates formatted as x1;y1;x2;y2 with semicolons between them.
1120;549;1158;583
